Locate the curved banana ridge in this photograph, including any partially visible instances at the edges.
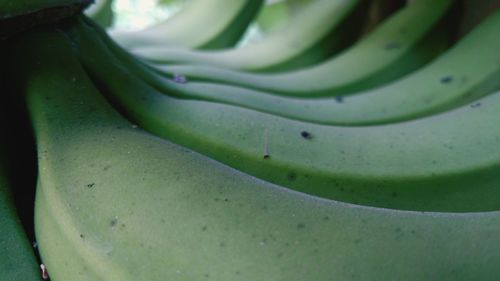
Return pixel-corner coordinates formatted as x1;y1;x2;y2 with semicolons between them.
84;0;113;28
156;0;454;97
0;118;40;280
82;12;500;126
109;0;264;50
131;0;364;72
71;16;500;212
11;28;500;281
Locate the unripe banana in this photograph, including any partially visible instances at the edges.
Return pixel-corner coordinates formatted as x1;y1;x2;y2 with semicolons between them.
155;0;454;97
77;12;500;126
84;0;113;28
10;27;500;281
130;0;364;72
70;16;500;212
109;0;264;50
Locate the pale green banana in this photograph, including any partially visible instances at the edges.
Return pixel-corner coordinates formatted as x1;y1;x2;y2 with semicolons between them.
155;0;454;97
70;16;500;212
253;0;314;37
84;0;113;28
131;0;364;72
109;0;264;50
11;26;500;281
79;11;500;126
0;105;41;281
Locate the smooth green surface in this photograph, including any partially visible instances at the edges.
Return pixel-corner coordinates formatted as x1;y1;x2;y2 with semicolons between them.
157;0;453;97
72;16;500;212
132;0;361;71
109;0;264;49
151;12;500;125
9;27;500;281
85;0;113;28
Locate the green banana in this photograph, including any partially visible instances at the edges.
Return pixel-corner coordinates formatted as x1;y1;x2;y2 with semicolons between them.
80;11;500;126
70;16;500;212
131;0;365;72
0;94;41;280
84;0;113;28
253;0;314;37
109;0;264;50
155;0;454;97
0;0;92;35
253;0;292;36
12;26;500;281
239;0;297;46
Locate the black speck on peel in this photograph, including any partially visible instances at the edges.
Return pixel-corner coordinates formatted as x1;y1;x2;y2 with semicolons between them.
334;96;344;103
297;223;305;229
470;102;481;108
301;131;313;139
86;183;95;188
440;76;453;84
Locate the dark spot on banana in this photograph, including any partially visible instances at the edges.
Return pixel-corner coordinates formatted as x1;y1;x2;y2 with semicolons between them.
287;172;297;181
86;183;95;188
334;96;344;103
297;223;305;229
440;76;453;84
301;131;313;139
110;218;118;227
470;102;482;108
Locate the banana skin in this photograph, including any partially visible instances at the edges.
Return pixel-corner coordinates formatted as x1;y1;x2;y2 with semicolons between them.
109;0;264;50
70;16;500;212
7;27;500;281
155;0;454;98
130;0;363;72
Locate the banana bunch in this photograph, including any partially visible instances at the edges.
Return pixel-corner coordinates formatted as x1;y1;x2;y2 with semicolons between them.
1;0;500;280
129;0;367;71
109;0;265;49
